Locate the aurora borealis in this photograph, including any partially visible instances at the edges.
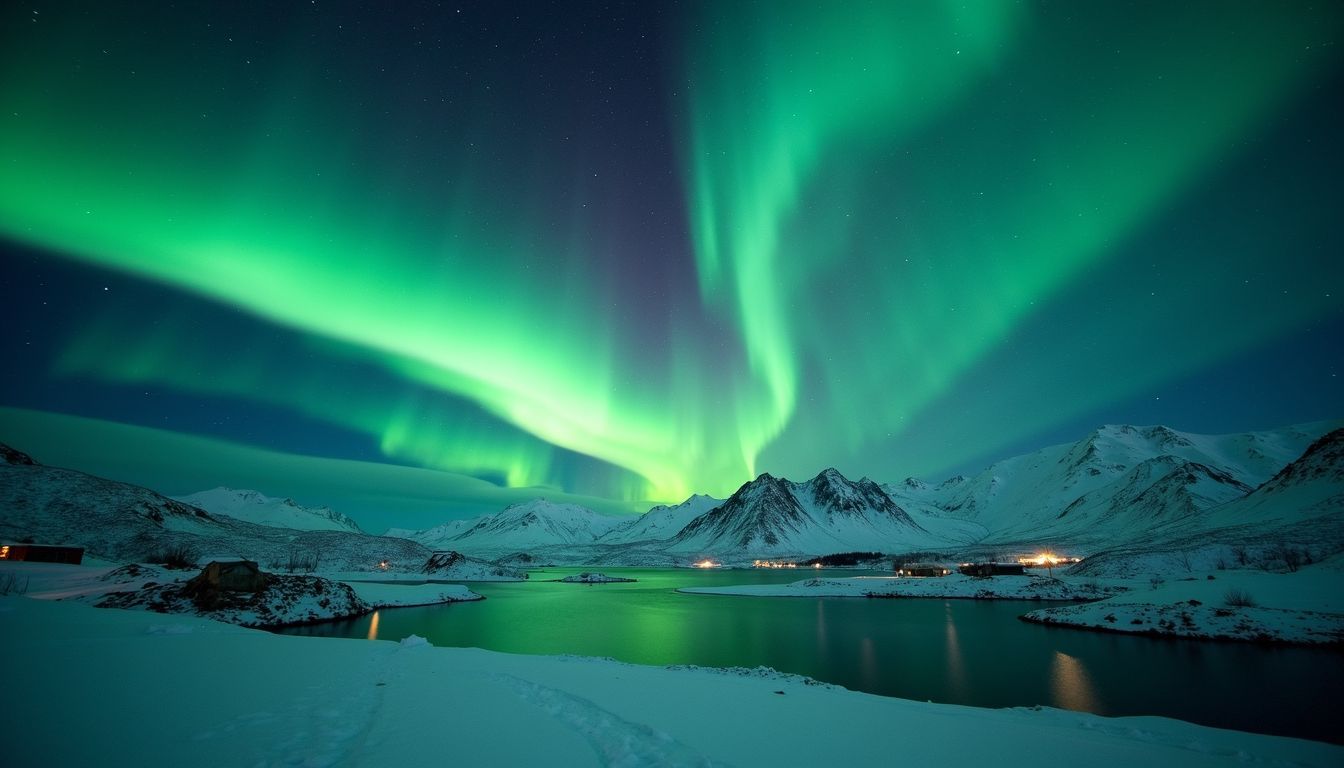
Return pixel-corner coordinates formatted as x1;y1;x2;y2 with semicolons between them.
2;1;1341;529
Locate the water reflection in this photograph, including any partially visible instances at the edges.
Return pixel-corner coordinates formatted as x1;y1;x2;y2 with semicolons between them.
1050;651;1099;713
366;610;380;641
944;602;967;699
815;599;828;652
859;637;877;689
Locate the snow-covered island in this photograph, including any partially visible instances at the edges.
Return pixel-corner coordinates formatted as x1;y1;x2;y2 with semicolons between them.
1021;558;1344;644
5;595;1340;767
556;571;637;583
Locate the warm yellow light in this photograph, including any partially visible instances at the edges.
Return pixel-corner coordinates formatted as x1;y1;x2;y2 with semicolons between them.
695;559;718;569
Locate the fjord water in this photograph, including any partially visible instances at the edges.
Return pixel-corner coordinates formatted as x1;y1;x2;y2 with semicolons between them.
281;568;1342;744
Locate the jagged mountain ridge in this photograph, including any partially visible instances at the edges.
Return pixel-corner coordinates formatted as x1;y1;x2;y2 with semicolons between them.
669;469;930;555
175;487;365;534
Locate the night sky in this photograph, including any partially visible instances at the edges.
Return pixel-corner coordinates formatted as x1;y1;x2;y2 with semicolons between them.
2;1;1341;530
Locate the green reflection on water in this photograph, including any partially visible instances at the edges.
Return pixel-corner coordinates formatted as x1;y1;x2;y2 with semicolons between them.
283;568;1343;744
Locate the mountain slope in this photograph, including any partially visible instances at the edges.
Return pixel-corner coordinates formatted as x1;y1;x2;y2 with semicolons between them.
1203;427;1344;529
599;494;722;544
1071;428;1344;577
175;487;364;533
884;423;1332;549
0;444;429;572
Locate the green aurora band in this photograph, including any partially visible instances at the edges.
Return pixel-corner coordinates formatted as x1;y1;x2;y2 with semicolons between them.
682;0;1343;474
1;2;1340;504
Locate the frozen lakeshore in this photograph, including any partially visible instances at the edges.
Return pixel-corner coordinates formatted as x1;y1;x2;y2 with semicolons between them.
4;595;1342;767
679;562;1344;645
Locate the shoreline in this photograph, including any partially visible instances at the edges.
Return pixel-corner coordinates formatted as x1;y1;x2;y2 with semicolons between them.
7;594;1341;766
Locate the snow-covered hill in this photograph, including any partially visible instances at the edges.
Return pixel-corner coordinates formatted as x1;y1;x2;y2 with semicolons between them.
0;445;430;573
1209;427;1344;529
175;487;364;533
599;494;722;544
391;499;627;558
385;517;477;545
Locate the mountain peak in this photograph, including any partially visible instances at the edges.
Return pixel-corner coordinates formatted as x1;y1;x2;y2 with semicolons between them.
673;466;922;554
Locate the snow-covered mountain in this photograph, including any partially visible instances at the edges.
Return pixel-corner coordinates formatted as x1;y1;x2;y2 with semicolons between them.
382;422;1338;564
390;499;627;557
4;419;1338;571
883;423;1331;550
175;487;364;534
0;444;429;572
1202;427;1344;530
1069;427;1344;577
385;517;477;544
668;469;932;556
599;494;722;544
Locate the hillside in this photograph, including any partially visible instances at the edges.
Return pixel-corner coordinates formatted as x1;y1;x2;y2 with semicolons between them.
176;487;364;533
0;444;431;573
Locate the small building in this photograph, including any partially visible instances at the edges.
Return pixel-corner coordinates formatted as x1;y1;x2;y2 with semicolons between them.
958;562;1026;577
0;543;84;565
895;563;950;577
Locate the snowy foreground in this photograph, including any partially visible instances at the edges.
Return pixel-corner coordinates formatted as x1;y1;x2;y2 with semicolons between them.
5;596;1340;767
